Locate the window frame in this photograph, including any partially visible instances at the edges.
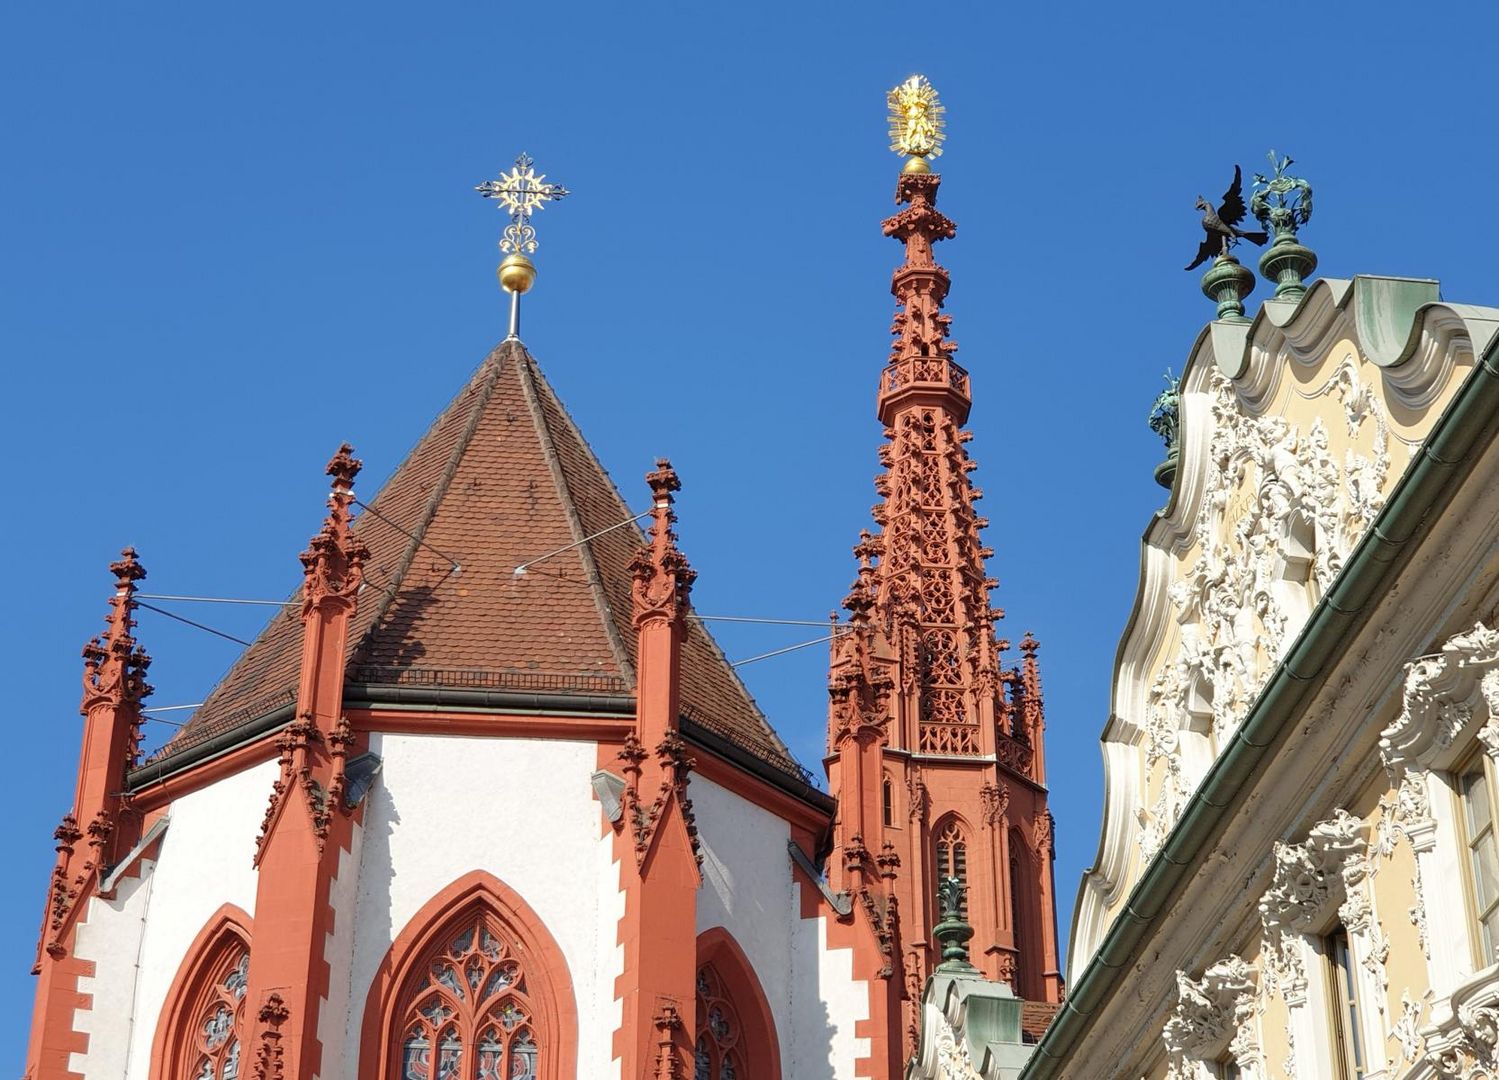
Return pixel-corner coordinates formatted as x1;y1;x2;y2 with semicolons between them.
1454;745;1499;969
149;905;254;1080
358;871;577;1080
1324;925;1367;1080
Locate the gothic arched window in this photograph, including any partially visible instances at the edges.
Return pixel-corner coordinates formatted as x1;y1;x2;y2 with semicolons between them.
882;774;896;828
151;906;252;1080
694;928;782;1080
394;907;541;1080
935;817;968;917
694;963;744;1080
187;946;248;1079
359;873;576;1080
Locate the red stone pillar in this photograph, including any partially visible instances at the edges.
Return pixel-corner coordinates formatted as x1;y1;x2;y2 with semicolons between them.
614;460;700;1080
241;445;368;1080
1035;811;1063;1001
26;550;152;1080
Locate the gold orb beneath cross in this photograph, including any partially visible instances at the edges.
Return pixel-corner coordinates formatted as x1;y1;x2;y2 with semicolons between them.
498;253;536;294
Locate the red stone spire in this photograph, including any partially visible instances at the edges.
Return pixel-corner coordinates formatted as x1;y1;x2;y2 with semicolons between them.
825;140;1063;1066
615;459;702;1080
27;549;153;1080
242;443;370;1080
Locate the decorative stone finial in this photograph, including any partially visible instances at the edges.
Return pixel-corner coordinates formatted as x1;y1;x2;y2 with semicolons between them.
300;444;369;617
631;459;695;629
1148;370;1181;489
81;547;153;718
326;442;360;492
933;876;978;973
1251;150;1316;300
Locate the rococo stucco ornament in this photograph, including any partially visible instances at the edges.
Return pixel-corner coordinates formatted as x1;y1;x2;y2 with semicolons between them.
1381;620;1499;828
1138;364;1391;861
1425;973;1499;1079
1161;956;1259;1078
1258;810;1371;996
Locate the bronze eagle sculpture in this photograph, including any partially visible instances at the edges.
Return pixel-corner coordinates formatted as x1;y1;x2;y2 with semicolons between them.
1186;165;1269;270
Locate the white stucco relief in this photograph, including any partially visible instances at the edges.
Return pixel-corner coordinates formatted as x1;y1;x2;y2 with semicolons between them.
1161;955;1260;1080
1138;360;1391;862
1379;621;1499;1001
1071;280;1496;988
1258;809;1389;1078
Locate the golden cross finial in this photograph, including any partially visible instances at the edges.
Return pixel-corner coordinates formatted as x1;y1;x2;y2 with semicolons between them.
474;153;571;341
475;153;570;255
887;75;945;170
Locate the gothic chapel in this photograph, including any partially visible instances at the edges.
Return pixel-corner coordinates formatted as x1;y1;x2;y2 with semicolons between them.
25;77;1061;1080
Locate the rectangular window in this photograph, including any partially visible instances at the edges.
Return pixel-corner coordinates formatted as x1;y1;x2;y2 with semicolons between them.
1458;752;1499;965
1218;1059;1241;1080
1326;926;1365;1079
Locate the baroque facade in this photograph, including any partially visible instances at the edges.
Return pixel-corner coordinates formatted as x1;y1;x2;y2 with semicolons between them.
1030;236;1499;1080
23;84;1058;1080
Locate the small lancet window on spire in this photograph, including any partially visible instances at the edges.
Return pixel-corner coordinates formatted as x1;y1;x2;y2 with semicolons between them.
935;818;969;918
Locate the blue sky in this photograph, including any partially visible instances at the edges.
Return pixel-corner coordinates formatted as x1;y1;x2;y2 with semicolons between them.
3;2;1496;1069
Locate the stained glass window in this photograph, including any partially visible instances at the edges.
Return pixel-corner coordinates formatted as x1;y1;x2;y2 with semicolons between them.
185;945;249;1079
694;963;745;1080
394;909;542;1080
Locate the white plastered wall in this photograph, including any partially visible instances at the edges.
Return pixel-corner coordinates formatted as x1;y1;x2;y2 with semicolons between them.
693;776;868;1079
338;733;622;1080
85;758;278;1080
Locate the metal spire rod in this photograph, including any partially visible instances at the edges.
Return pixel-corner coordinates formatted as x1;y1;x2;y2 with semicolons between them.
730;631;849;668
352;497;462;572
136;601;253;647
513;509;650;578
139;593;294;607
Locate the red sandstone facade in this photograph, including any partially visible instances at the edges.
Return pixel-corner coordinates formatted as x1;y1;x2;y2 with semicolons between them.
24;156;1059;1080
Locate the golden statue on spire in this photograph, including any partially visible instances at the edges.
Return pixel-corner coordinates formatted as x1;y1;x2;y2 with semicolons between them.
887;75;945;173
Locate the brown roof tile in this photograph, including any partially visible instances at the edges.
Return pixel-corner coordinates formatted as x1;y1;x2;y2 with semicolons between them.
151;342;803;781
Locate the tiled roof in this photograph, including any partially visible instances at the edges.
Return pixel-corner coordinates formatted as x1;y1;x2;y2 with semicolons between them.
151;341;803;781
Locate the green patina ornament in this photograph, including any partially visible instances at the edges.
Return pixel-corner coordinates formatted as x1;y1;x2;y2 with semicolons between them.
933;876;979;973
1201;255;1255;321
1251;150;1317;300
1148;370;1181;490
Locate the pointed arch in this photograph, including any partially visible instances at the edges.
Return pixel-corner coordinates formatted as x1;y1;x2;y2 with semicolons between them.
150;903;253;1080
358;870;577;1079
933;812;971;917
694;927;782;1080
1008;826;1033;1000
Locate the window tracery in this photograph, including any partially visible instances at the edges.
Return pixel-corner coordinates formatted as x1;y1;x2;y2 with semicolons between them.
155;916;252;1080
188;950;248;1080
394;908;541;1080
935;817;968;917
694;964;744;1080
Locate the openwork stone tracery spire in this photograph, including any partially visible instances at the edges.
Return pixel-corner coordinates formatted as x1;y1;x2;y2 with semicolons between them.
823;75;1064;1069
